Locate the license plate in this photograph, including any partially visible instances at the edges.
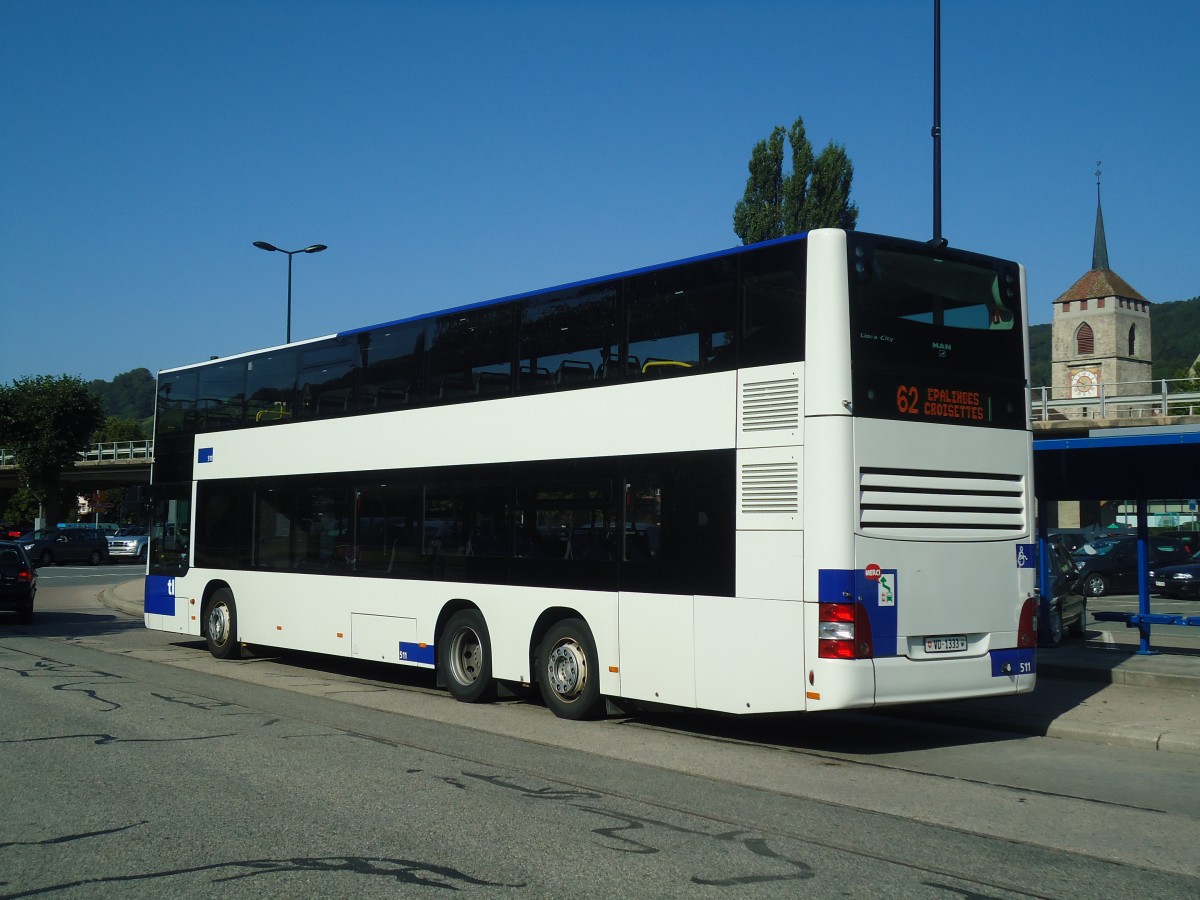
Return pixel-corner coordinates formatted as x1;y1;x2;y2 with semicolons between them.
925;635;967;653
1154;580;1166;588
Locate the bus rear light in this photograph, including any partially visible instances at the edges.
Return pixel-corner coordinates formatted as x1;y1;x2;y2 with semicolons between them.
818;602;874;659
1018;596;1037;648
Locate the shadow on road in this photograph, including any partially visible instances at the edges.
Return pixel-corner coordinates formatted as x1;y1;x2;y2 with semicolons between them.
0;609;146;640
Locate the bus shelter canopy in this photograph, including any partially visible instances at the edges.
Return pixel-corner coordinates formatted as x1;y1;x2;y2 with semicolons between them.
1034;428;1200;502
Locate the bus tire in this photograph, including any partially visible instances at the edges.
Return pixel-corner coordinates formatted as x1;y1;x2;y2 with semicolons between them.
537;618;603;720
439;609;496;703
205;588;240;660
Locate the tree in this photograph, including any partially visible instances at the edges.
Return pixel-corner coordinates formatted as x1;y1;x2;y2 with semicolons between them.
733;115;859;244
87;367;156;420
0;375;105;527
92;415;148;444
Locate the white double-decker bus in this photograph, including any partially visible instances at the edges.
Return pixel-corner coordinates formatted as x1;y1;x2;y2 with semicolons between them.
145;229;1036;719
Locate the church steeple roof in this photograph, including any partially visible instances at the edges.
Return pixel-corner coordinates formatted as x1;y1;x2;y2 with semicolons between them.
1092;169;1109;271
1053;164;1148;305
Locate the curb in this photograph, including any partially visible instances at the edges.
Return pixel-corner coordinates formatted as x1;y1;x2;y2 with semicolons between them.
875;691;1200;757
98;581;143;619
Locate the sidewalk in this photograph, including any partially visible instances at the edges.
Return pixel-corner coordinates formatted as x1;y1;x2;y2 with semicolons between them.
894;629;1200;755
99;580;1200;755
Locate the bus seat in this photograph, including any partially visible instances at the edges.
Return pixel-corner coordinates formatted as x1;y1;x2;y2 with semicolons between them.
473;371;511;396
519;365;553;392
566;529;612;561
599;355;640;380
315;388;352;414
555;359;594;387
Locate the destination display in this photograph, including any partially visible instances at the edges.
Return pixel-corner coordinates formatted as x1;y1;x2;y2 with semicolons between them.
852;368;1026;429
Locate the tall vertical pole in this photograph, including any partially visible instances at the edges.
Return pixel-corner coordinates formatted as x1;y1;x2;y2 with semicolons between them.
932;0;942;244
286;251;294;344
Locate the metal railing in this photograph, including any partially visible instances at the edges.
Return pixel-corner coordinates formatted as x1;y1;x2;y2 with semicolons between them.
0;440;154;467
76;440;154;463
1031;378;1200;423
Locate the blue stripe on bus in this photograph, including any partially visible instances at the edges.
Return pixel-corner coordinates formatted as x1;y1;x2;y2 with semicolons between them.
398;641;435;666
990;647;1035;678
336;233;810;339
144;575;176;616
818;567;900;658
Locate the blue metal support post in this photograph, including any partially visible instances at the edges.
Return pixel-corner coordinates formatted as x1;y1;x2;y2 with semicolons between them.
1135;497;1154;654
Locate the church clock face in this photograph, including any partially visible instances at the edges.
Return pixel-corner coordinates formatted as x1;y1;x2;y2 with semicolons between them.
1070;368;1100;398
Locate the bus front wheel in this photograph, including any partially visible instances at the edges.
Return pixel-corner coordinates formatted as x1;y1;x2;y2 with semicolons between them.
537;618;603;720
205;588;240;660
439;609;496;703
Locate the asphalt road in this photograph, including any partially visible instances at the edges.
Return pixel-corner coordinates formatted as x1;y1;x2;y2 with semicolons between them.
1;577;1198;897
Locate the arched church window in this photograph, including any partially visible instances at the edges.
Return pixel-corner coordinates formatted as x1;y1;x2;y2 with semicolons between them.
1075;322;1094;355
1128;324;1136;356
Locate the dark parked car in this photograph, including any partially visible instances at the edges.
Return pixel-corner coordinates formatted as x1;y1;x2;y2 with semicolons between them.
19;527;109;567
1152;531;1200;555
1039;542;1087;646
1149;551;1200;599
0;520;29;540
1072;535;1192;597
0;541;37;623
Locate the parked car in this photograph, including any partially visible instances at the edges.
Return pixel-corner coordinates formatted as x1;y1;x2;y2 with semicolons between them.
1152;530;1200;555
19;528;109;567
0;520;29;540
1072;535;1192;597
1039;542;1087;646
0;541;37;623
107;525;149;563
1149;551;1200;599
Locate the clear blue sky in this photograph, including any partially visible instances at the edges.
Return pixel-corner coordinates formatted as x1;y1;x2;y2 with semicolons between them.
3;0;1197;385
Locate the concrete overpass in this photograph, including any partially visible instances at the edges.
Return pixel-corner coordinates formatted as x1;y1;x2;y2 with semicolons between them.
0;441;153;492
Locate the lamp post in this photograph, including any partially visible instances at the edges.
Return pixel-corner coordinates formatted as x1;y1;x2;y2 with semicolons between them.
252;241;327;343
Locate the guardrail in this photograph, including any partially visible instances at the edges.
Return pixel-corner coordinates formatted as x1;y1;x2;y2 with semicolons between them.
1031;378;1200;423
0;440;154;467
76;440;154;463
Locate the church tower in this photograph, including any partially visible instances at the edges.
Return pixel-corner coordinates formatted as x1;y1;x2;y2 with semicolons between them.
1050;169;1152;399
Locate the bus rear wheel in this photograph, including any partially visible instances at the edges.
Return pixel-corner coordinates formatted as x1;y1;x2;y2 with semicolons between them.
537;618;603;720
439;609;496;703
205;588;240;660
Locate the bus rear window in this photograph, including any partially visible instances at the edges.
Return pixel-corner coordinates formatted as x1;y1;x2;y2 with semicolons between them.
848;237;1023;375
854;248;1015;332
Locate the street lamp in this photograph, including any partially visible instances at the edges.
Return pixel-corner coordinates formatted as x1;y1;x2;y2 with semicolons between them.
252;241;328;343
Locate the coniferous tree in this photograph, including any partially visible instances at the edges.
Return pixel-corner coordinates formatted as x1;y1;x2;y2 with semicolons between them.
734;115;858;244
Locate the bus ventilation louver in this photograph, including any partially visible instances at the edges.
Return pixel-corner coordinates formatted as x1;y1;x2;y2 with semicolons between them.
741;461;800;514
858;466;1025;539
740;377;800;432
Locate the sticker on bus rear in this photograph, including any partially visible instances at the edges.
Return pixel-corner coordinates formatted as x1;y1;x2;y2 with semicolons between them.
864;563;895;607
1016;544;1035;568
